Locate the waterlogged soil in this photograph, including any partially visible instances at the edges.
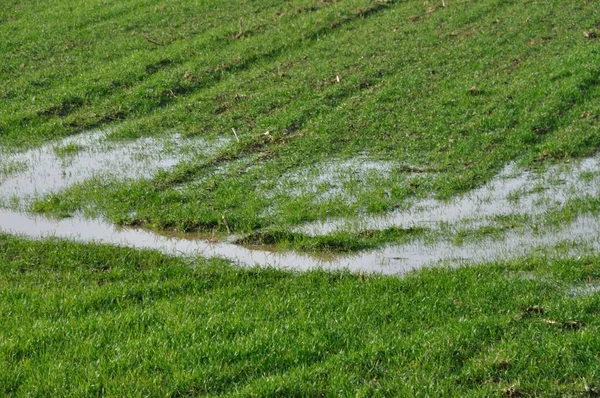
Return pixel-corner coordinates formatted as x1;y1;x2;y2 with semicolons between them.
268;156;404;204
1;129;600;273
298;156;600;235
0;129;228;207
1;209;600;274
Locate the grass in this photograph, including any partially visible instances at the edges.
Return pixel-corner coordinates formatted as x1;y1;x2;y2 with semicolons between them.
0;160;27;178
1;0;600;239
2;233;600;396
234;225;425;253
2;0;600;394
53;142;83;159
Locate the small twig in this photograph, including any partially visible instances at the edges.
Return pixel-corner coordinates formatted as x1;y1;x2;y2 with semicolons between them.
441;0;446;7
232;128;240;142
396;164;437;173
544;319;584;330
221;215;231;234
233;17;244;39
142;34;163;46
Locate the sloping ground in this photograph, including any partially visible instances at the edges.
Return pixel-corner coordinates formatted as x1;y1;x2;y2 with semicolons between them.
1;0;600;236
3;1;600;394
2;153;600;273
2;234;600;396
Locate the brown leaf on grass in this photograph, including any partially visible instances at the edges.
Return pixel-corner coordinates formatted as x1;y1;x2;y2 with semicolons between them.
468;85;480;95
494;360;510;371
520;305;544;315
183;71;197;82
504;385;521;397
584;28;599;39
142;34;163;46
584;378;600;396
544;319;584;330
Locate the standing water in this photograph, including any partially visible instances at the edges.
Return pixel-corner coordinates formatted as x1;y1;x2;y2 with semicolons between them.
2;130;600;274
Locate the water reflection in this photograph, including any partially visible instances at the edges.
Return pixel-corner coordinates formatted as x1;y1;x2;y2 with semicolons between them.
2;209;599;274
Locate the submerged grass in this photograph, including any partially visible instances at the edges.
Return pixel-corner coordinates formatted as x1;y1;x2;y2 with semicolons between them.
1;0;599;241
2;233;600;395
235;226;425;253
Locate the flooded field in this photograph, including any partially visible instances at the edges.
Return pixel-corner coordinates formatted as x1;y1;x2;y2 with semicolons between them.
268;156;402;204
0;129;228;207
1;130;600;274
1;208;600;274
298;156;600;235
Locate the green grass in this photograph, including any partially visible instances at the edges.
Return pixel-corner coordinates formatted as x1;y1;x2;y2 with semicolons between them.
53;142;84;159
234;225;425;253
3;1;600;394
2;0;600;238
2;233;600;396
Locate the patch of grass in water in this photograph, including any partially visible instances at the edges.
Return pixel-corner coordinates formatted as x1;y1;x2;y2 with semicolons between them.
52;142;84;159
0;160;27;177
236;226;425;253
580;170;599;183
451;225;511;245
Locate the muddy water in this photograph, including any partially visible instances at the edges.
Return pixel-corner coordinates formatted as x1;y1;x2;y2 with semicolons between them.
2;209;600;274
0;130;227;206
298;157;600;235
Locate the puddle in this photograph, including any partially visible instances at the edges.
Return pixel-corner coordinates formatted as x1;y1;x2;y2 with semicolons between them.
297;157;600;235
267;156;405;204
174;154;262;192
1;135;600;274
2;209;600;275
0;129;228;207
568;283;600;298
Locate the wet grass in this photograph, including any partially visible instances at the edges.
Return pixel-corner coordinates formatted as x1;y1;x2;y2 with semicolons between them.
2;2;600;393
52;142;83;159
235;226;425;253
2;233;600;395
0;160;26;178
1;0;599;242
